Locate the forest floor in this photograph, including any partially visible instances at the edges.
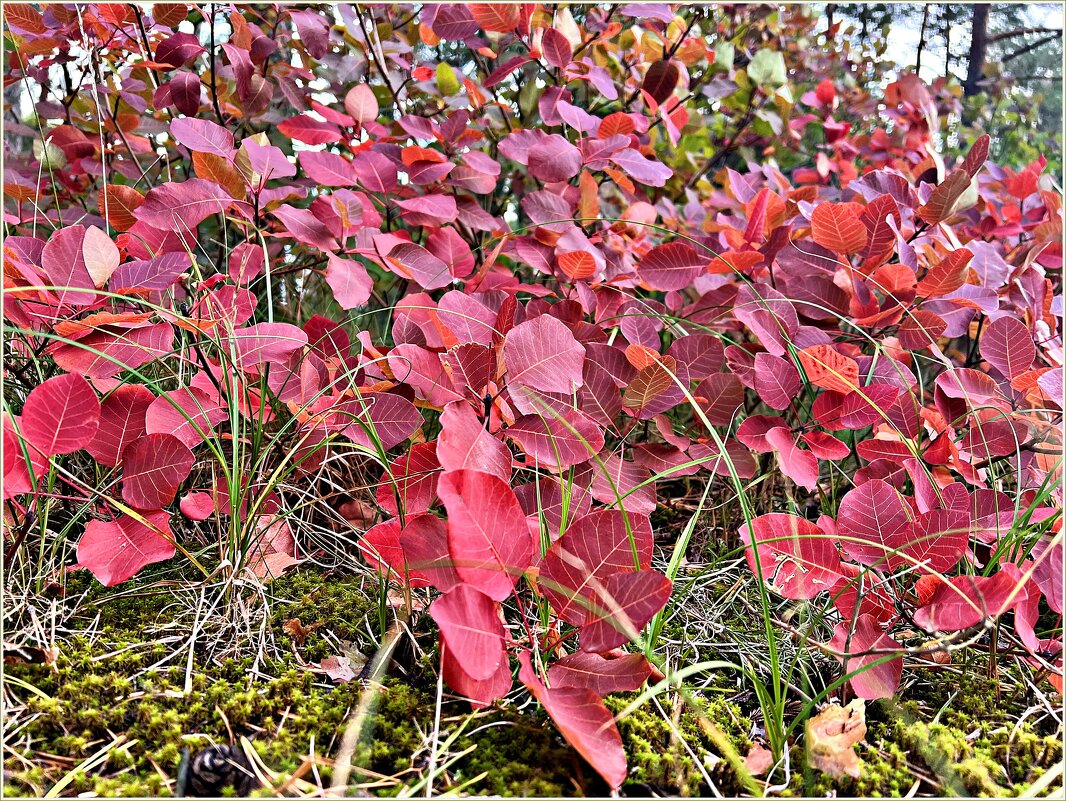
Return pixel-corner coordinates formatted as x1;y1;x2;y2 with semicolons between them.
3;518;1063;799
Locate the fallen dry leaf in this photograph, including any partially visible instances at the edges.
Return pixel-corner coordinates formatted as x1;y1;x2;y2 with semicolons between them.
319;655;357;683
805;699;867;779
282;618;322;644
744;743;774;776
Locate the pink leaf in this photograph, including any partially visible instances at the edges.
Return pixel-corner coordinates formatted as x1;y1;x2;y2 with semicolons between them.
505;410;605;470
765;427;819;490
504;314;586;394
144;386;227;448
344;84;379;122
384;242;451;290
754;353;801;410
229;323;308;370
121;433;194;509
609;149;672;186
429;584;506;680
324;253;373;309
169;117;234;157
981;316;1036;379
837;479;917;570
77;511;175;586
21;374;100;456
438;469;533;601
134;179;233;232
298;150;358;187
528;135;582;183
341;392;423;450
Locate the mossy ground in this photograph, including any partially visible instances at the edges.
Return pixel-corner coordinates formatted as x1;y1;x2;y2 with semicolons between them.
3;565;1062;798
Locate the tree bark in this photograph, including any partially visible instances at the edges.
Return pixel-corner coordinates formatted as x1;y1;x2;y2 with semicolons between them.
964;4;990;96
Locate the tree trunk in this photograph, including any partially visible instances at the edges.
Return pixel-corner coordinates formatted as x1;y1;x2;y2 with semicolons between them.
965;4;990;96
916;4;931;74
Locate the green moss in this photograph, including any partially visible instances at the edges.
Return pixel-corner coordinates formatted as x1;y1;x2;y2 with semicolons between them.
792;671;1063;798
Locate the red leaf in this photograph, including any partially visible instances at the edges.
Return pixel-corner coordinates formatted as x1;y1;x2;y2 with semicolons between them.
539;510;653;625
837;479;914;569
121;433;194;509
811;202;868;255
797;345;860;393
579;570;672;651
504;314;586;394
838;384;900;430
399;514;461;592
86;384;154;467
471;4;520;32
638;242;705;291
518;653;627;789
914;567;1026;631
76;511;175;586
21;374;100;456
278;113;342;145
740;513;844;599
441;639;511;707
438;469;534;601
436;401;512;481
828;614;903;700
642;60;680;105
547;652;655;695
376;442;440;517
430;585;506;680
916;248;973;298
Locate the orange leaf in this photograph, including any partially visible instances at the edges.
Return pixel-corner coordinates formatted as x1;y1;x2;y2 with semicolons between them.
98;185;145;232
471;4;520;33
916;248;973;298
192;151;247;200
557;250;596;281
797;345;859;393
811;202;868;255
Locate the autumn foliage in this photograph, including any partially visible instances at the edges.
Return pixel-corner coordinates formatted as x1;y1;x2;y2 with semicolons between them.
2;3;1062;788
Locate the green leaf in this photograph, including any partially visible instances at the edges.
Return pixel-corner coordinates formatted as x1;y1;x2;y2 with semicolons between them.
747;49;786;89
435;62;461;96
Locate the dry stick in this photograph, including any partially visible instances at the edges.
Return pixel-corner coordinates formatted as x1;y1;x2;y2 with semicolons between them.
328;622;404;796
